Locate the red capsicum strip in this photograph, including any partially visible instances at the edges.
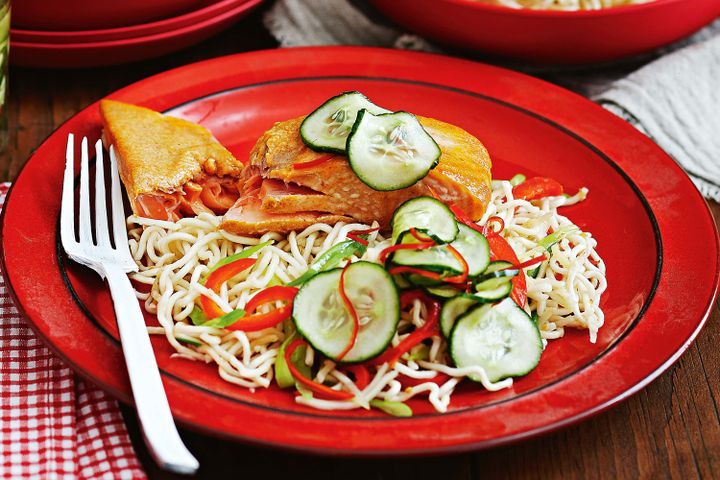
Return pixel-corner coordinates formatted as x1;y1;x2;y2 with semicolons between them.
512;176;564;201
226;285;299;332
347;227;380;246
336;264;360;361
486;234;527;308
244;286;298;314
292;154;335;170
482;217;505;238
372;291;441;366
346;365;370;390
285;339;354;400
200;258;256;320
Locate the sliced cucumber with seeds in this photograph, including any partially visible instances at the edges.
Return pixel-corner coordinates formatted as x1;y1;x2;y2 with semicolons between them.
468;273;516;302
474;268;519;284
292;261;399;363
425;285;463;299
450;298;542;383
483;261;514;274
391;196;458;244
391;223;489;277
464;281;513;303
300;91;390;153
440;296;476;338
347;110;441;191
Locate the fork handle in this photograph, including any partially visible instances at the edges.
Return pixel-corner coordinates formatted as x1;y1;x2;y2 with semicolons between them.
104;264;199;475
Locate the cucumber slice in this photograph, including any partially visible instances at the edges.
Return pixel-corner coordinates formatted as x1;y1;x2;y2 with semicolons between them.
404;273;443;287
440;296;476;338
391;196;458;244
474;269;519;286
391;224;490;277
483;261;514;274
347;110;441;191
425;285;463;299
292;261;399;363
450;298;542;382
464;281;513;303
392;273;412;290
300;91;390;153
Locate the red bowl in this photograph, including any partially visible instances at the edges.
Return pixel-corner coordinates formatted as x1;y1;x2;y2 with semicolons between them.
14;0;213;31
10;0;263;68
369;0;720;64
11;0;247;44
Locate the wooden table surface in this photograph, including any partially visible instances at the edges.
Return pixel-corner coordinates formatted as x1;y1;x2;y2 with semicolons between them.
4;4;719;479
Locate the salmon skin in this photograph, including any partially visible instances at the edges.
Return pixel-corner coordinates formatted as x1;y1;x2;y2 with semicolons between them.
221;115;492;235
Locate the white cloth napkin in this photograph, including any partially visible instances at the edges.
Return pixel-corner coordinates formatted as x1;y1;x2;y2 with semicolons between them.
264;0;720;201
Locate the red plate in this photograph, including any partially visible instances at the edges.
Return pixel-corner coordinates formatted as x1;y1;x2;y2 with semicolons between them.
13;0;211;31
369;0;720;64
11;0;250;44
2;47;717;454
10;0;263;68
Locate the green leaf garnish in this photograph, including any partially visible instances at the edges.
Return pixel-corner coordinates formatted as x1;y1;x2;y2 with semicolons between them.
202;308;246;328
287;240;366;287
205;241;272;277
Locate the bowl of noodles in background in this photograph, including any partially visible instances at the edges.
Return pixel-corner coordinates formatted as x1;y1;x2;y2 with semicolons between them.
369;0;720;64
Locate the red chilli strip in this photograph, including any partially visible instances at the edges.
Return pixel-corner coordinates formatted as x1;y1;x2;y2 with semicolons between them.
347;227;381;246
449;203;486;235
482;216;505;238
292;154;335;170
408;228;434;243
372;297;441;366
378;241;435;264
444;244;469;283
285;339;354;400
509;253;548;271
335;263;360;361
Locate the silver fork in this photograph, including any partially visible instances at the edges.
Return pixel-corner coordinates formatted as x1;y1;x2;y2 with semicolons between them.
60;134;199;475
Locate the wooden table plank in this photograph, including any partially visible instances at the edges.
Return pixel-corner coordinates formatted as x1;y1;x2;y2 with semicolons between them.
4;5;718;478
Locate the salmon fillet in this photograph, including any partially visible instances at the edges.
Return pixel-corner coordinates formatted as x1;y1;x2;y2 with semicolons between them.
221;115;492;235
100;100;244;221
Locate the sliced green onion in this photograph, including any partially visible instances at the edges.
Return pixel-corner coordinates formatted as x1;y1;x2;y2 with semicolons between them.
189;306;208;326
275;332;312;389
538;225;579;250
175;336;201;346
205;241;272;277
287;240;366;287
369;399;413;417
202;308;246;328
510;174;526;186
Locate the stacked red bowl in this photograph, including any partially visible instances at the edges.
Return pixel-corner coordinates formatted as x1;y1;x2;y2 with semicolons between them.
370;0;720;64
11;0;264;68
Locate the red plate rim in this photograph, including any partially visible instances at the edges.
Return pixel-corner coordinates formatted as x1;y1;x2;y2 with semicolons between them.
2;47;718;455
9;0;249;42
440;0;683;17
10;0;262;49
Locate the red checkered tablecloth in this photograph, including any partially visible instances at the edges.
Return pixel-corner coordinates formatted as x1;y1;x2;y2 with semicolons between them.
0;183;147;479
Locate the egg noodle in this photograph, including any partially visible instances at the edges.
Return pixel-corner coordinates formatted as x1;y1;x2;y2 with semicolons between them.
482;0;651;10
128;179;606;414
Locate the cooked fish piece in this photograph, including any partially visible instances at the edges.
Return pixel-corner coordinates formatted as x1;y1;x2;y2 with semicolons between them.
100;99;244;221
221;115;492;234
